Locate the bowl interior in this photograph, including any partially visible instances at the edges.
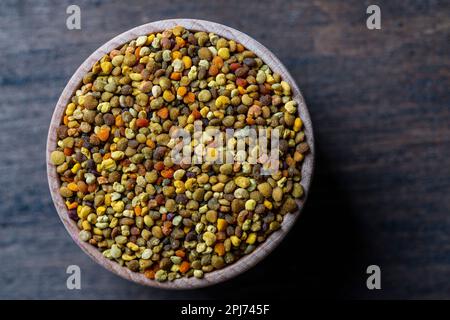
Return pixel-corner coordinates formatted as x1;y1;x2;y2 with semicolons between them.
46;18;315;289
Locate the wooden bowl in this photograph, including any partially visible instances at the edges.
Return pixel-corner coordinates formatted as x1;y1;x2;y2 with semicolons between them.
46;19;315;289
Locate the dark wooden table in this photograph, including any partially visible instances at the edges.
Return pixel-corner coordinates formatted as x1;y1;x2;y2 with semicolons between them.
0;0;449;299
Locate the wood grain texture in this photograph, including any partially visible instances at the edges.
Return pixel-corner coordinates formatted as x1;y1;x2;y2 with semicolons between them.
46;19;315;289
0;0;449;299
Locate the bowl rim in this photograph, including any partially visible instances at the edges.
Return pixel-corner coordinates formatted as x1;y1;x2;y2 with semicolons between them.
46;18;315;289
